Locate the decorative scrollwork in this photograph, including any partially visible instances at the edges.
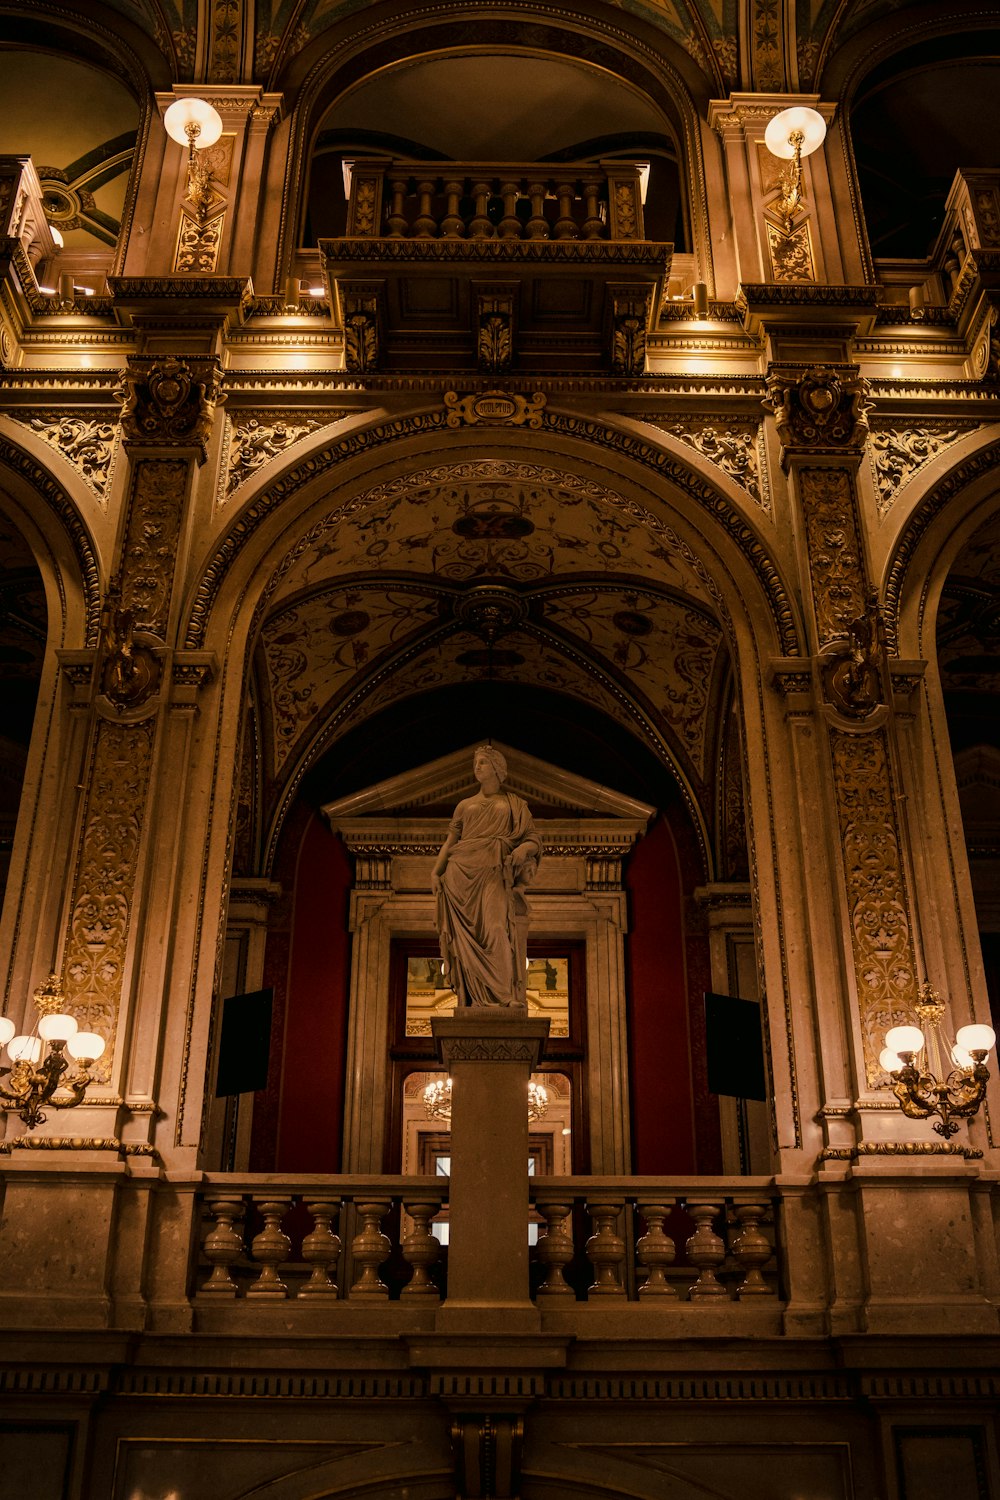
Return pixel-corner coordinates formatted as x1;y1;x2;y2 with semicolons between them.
23;412;118;500
764;363;873;461
117;356;224;462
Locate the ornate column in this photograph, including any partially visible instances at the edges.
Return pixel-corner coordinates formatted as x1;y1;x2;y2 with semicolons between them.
745;285;997;1334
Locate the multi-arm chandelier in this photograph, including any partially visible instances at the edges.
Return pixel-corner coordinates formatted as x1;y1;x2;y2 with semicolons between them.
0;973;106;1129
423;1075;548;1122
881;983;995;1138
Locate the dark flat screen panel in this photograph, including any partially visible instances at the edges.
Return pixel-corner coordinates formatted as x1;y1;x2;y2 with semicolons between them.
704;992;766;1101
215;988;273;1097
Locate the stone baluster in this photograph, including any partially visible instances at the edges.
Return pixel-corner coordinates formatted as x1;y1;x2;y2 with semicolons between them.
498;177;522;239
386;177;409;238
401;1197;442;1299
534;1198;576;1298
553;179;578;240
585;1198;626;1297
468;180;495;239
441;178;466;239
684;1201;728;1299
635;1200;677;1299
413;178;438;238
732;1203;775;1297
247;1197;292;1298
200;1196;246;1296
525;178;549;239
581;175;605;239
300;1198;342;1296
349;1199;392;1299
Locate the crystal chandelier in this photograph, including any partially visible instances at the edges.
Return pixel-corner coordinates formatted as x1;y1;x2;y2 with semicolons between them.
881;983;995;1138
0;973;106;1129
422;1076;549;1121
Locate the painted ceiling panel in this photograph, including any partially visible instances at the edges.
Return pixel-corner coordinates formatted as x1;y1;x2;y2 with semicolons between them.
269;460;713;609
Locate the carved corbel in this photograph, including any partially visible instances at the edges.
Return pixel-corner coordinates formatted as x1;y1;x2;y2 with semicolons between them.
763;363;873;465
608;286;653;376
476;287;517;375
339;281;384;374
117;355;224;464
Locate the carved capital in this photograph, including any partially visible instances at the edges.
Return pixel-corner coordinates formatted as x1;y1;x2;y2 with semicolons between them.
763;363;873;462
117;355;224;462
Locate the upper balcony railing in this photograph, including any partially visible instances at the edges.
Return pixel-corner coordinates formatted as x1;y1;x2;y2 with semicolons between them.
342;159;648;243
188;1173;780;1314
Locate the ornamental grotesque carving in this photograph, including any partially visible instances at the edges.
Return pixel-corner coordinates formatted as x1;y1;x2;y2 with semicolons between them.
764;364;873;461
119;459;188;636
798;468;868;648
821;586;886;720
830;728;918;1088
225;412;331;495
117;356;224;461
869;423;972;515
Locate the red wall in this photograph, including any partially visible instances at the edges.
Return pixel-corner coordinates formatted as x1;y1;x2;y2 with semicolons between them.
626;809;720;1174
250;805;352;1172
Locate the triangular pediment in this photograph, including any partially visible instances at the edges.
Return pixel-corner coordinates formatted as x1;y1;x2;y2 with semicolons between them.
321;741;654;825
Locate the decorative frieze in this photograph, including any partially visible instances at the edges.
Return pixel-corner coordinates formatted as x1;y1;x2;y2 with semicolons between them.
830;728;918;1088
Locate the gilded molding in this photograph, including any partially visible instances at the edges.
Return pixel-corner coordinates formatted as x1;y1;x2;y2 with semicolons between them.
797;467;867;648
319;237;670;269
18;410;119;504
61;716;156;1075
830;728;918;1089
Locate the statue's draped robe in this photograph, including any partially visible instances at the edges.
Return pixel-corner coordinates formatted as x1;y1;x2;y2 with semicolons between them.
437;790;540;1007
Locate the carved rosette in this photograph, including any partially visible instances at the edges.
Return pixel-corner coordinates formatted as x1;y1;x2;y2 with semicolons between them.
117;356;224;463
797;468;868;649
61;716;156;1077
763;364;873;464
830;728;918;1087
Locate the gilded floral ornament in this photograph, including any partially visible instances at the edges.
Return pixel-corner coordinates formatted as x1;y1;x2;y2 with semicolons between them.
117;356;225;463
23;412;118;502
764;364;873;463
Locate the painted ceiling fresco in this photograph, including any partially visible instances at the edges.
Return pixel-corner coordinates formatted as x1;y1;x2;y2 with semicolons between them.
267;459;714;611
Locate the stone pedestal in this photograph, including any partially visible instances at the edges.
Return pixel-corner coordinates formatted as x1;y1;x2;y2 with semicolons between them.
432;1010;550;1325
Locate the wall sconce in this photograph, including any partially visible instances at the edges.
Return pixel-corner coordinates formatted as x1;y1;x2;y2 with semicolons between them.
881;983;995;1138
422;1076;549;1121
0;973;106;1129
764;106;827;233
164;97;223;223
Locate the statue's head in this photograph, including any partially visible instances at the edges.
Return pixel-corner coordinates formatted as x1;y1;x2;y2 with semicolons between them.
474;744;507;783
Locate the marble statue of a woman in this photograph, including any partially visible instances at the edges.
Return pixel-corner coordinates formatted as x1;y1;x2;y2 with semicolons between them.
431;745;541;1008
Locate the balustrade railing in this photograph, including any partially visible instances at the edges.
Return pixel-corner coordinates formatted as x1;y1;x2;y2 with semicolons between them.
191;1174;781;1308
530;1177;781;1302
342;159;647;243
194;1176;447;1302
